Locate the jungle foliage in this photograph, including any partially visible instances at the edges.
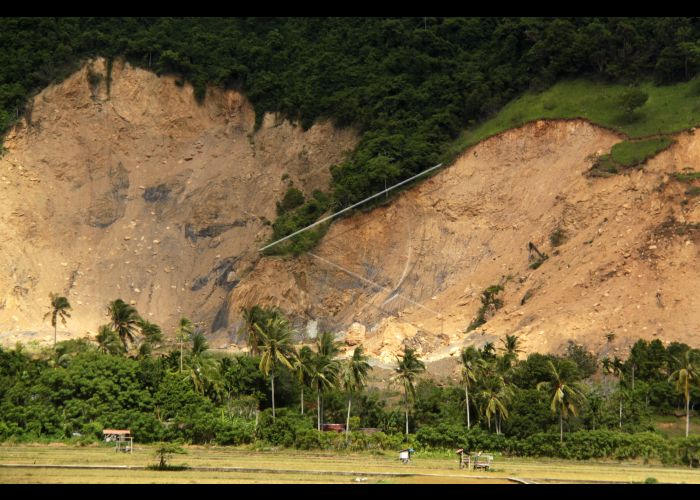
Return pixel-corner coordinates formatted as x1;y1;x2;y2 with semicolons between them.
3;18;700;252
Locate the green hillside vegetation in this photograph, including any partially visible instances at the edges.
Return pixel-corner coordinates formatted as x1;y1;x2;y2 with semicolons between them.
446;78;700;162
3;18;700;254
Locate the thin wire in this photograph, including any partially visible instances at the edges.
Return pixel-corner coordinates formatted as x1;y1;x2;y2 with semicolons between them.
259;163;444;251
307;252;442;317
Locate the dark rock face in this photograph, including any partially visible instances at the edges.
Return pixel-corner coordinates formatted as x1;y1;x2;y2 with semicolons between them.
213;257;241;290
190;275;209;291
87;162;129;228
211;298;231;332
184;220;246;241
143;184;171;203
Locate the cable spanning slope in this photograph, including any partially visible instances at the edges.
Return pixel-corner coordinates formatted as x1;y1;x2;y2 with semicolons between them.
232;120;700;362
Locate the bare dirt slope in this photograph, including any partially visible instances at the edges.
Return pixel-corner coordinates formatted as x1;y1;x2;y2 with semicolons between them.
233;120;700;364
2;60;699;365
0;59;357;347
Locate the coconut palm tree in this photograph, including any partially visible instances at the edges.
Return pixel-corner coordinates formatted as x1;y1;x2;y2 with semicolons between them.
138;318;163;344
44;293;72;347
393;346;425;438
479;376;512;435
317;331;342;359
499;334;522;370
184;329;222;400
610;356;626;429
137;318;162;357
241;305;278;356
537;360;586;442
460;346;485;430
107;299;140;351
315;331;342;423
175;317;194;373
481;341;496;361
256;316;296;420
342;346;372;440
95;324;122;355
669;351;699;438
294;345;315;415
308;350;340;431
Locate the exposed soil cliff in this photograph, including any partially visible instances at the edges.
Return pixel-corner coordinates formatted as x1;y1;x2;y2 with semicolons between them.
233;120;700;365
0;59;357;347
2;61;699;367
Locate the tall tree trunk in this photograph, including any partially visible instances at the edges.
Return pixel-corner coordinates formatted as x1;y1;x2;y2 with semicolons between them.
179;341;183;373
300;387;304;415
619;398;623;429
346;396;352;442
271;369;276;420
317;389;321;431
54;322;57;348
404;390;409;438
560;411;563;442
686;396;690;439
465;384;471;430
631;365;635;390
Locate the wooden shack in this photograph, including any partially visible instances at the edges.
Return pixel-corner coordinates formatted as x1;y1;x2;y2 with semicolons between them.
102;429;133;453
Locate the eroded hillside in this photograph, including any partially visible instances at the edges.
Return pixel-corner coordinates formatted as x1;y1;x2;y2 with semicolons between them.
0;59;357;346
2;61;699;365
233;120;700;364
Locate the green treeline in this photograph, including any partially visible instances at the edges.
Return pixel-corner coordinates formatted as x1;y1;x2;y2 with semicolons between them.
2;18;700;252
1;302;699;465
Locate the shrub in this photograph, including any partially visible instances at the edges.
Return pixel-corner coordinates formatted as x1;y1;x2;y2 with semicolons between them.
151;442;187;470
276;187;305;215
549;227;567;247
467;285;504;331
618;88;648;115
255;408;313;447
215;418;255;446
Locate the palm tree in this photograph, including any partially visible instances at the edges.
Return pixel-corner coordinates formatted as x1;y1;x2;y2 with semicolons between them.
256;316;296;420
537;360;586;442
479;376;512;435
342;346;372;441
95;324;122;355
393;346;425;438
460;346;485;430
138;318;162;343
500;334;523;357
315;331;342;424
669;351;699;438
184;329;222;400
44;293;72;347
137;318;162;357
107;299;140;351
317;331;342;358
241;305;277;356
481;341;496;361
175;317;194;373
308;351;340;431
294;345;315;415
609;356;626;429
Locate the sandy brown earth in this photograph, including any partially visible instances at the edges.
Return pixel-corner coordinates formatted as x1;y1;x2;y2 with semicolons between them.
0;58;356;349
234;120;700;367
2;60;699;368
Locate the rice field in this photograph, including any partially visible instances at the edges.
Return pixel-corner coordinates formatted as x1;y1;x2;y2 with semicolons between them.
1;443;699;484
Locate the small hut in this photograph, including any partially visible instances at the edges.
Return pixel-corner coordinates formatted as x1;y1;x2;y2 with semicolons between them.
102;429;133;453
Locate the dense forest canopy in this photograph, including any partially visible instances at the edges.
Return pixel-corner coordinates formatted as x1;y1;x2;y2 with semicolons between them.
2;17;700;251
